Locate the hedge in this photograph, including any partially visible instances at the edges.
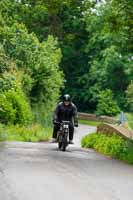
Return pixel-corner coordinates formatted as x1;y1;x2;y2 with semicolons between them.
81;132;133;164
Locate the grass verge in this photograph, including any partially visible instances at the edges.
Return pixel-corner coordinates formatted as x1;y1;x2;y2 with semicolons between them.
0;123;52;142
79;119;101;126
81;132;133;164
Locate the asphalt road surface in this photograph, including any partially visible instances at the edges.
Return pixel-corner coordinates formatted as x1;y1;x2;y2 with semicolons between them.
0;124;133;200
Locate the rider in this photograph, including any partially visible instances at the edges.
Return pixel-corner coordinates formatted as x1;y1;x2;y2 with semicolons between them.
51;94;78;144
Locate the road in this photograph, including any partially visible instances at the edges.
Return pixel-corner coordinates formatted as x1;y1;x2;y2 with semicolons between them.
0;124;133;200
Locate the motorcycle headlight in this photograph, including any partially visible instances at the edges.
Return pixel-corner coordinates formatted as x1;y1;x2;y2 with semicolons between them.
64;128;68;133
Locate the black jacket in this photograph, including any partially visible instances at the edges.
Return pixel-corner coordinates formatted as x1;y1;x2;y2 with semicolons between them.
53;102;78;125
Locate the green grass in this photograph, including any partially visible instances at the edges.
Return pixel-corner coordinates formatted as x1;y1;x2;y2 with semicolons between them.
79;119;101;126
0;123;52;142
81;132;133;164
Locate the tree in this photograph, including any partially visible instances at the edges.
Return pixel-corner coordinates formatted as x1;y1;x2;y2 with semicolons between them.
0;0;133;115
0;7;64;124
126;82;133;112
0;47;33;124
96;89;120;116
0;0;89;111
82;0;133;111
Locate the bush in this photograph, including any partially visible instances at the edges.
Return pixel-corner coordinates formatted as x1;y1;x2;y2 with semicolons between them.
96;89;120;116
0;93;16;124
0;24;64;109
81;132;133;164
0;123;7;141
0;123;52;142
5;89;33;125
0;89;33;125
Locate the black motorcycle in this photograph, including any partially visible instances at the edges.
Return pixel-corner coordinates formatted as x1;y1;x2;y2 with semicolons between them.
57;121;70;151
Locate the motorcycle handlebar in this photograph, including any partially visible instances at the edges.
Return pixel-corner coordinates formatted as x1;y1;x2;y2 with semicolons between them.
54;121;71;125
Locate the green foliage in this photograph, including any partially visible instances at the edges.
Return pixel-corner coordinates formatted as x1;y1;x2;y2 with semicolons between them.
0;123;51;142
0;16;64;125
0;46;12;73
82;0;133;111
126;82;133;111
0;0;133;120
0;123;7;141
5;89;33;125
125;113;133;130
96;89;120;116
0;93;16;124
81;133;98;148
0;23;64;110
0;89;33;125
0;57;33;125
82;132;133;164
0;0;88;111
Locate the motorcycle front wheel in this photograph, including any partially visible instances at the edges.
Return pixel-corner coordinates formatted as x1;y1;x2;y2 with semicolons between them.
58;142;62;150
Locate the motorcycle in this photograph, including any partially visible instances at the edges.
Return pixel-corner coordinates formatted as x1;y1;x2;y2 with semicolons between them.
57;121;70;151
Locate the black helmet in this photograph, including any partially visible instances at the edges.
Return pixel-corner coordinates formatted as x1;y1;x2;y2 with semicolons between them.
63;94;71;102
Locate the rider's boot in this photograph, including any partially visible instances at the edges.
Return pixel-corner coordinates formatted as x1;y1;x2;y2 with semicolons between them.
69;140;74;144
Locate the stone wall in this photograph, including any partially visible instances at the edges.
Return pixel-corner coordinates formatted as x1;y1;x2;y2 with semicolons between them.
97;123;133;139
78;112;118;124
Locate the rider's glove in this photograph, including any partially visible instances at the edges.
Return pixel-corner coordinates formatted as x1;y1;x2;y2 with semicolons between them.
74;123;78;127
53;120;60;125
53;120;57;125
